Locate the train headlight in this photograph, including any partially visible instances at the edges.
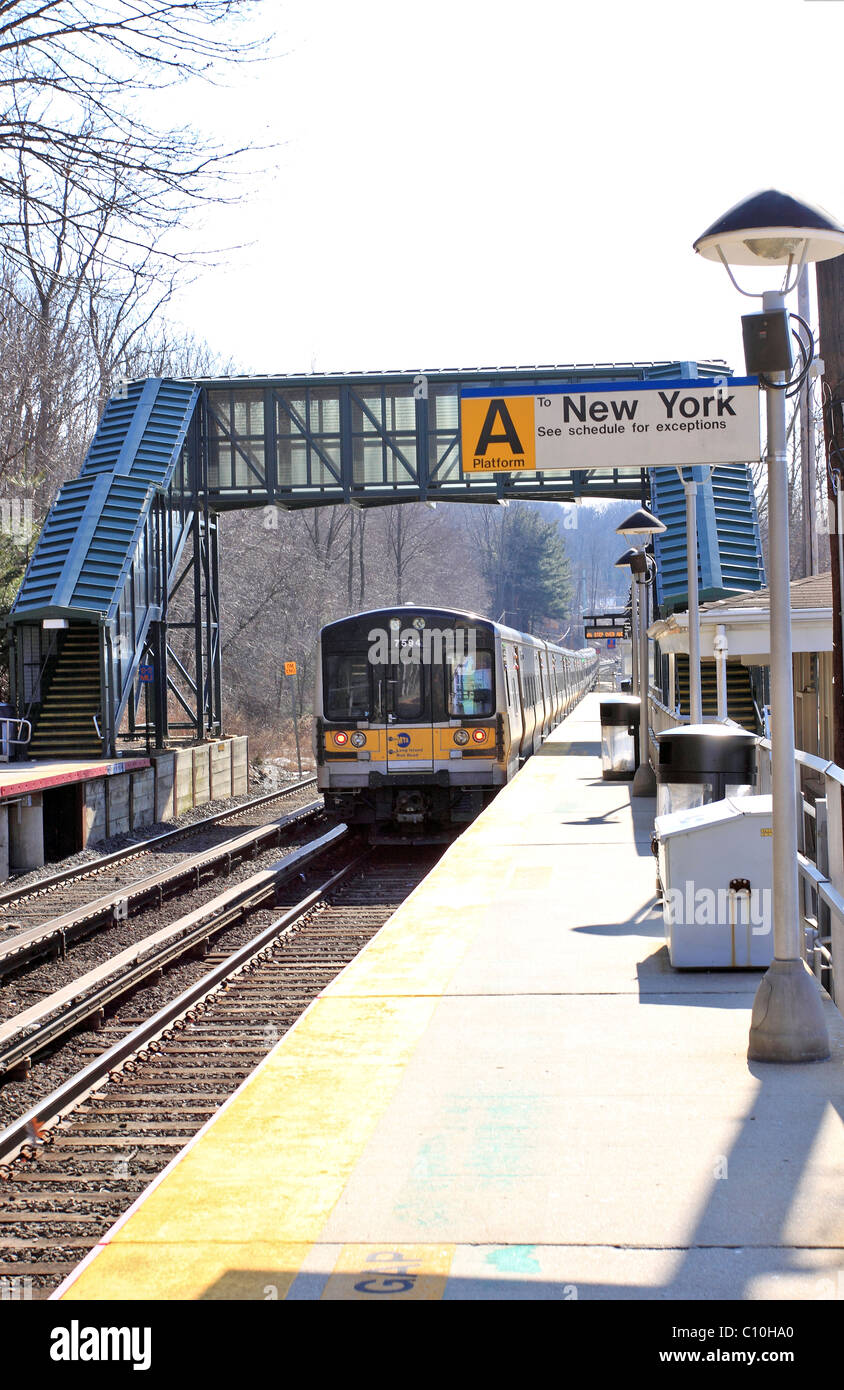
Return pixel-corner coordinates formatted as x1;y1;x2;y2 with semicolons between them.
471;728;487;743
333;730;349;746
350;731;366;748
453;728;470;745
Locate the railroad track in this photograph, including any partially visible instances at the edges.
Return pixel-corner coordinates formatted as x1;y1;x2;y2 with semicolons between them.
0;849;438;1299
0;824;349;1078
0;777;319;924
0;797;326;980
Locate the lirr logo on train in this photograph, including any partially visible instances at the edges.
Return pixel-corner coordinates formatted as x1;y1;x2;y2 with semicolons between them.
397;732;411;749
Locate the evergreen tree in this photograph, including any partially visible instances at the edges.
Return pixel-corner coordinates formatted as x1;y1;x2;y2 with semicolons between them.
476;504;572;632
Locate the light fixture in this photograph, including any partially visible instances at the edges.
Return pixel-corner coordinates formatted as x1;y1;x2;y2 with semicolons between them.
615;506;666;538
613;546;656;794
694;189;844;1064
694;189;844;272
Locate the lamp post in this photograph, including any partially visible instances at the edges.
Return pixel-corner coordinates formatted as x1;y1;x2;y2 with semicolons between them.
616;508;666;795
615;546;640;698
694;189;844;1063
615;545;657;794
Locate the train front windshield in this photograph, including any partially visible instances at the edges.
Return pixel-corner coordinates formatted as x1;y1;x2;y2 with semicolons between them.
322;618;494;724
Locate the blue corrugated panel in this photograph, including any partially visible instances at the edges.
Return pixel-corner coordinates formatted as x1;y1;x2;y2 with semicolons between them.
12;379;199;619
12;478;100;612
651;463;765;608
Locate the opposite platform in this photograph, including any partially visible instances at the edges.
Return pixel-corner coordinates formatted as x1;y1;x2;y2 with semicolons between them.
0;756;150;800
57;693;844;1301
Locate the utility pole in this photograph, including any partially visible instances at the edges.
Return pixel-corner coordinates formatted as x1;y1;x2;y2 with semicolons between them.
816;256;844;767
799;266;817;577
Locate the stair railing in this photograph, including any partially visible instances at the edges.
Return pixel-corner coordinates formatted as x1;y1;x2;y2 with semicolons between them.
0;718;31;761
22;631;59;726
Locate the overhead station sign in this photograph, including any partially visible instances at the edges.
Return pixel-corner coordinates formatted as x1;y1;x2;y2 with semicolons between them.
460;377;760;473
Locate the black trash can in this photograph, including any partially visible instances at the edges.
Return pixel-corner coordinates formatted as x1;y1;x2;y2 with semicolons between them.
600;695;641;780
655;724;758;817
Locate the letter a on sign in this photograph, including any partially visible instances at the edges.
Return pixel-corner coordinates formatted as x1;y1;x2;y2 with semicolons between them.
461;395;536;472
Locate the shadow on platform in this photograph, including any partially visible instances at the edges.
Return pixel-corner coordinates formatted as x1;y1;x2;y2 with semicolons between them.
535;741;600;757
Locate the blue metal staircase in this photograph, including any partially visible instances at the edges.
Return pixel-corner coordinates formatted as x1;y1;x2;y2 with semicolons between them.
8;379;199;756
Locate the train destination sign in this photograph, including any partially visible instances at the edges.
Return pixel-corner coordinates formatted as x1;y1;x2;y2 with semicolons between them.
460;377;760;473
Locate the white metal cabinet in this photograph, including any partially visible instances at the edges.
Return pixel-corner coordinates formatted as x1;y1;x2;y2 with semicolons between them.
656;795;774;968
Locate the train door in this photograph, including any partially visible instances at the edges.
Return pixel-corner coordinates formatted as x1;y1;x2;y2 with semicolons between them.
501;641;520;770
536;651;547;737
552;653;562;723
372;646;435;773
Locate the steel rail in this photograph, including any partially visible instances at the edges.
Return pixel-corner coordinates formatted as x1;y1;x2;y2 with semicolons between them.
0;844;363;1168
0;800;324;977
0;825;350;1079
0;776;317;910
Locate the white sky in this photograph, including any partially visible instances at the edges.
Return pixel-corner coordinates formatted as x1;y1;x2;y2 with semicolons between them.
164;0;844;380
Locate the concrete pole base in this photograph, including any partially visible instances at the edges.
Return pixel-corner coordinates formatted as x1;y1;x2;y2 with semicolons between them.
747;958;830;1063
631;763;656;797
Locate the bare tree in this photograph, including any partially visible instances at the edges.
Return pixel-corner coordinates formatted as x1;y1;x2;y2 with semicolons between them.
0;1;268;288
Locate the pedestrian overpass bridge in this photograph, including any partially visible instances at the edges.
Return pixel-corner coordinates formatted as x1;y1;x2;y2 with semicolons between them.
4;362;765;759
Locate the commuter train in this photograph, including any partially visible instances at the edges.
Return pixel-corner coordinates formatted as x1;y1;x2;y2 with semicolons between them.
314;605;598;839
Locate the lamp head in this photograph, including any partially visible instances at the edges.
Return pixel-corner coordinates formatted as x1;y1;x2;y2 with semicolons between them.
616;506;666;538
615;548;650;579
694;189;844;267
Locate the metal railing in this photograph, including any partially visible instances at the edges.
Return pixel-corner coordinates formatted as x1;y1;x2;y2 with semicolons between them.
647;691;842;1008
0;718;31;762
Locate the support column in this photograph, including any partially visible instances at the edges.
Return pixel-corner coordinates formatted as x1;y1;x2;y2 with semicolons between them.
748;291;829;1063
9;794;44;872
683;475;702;725
714;624;728;722
0;804;9;882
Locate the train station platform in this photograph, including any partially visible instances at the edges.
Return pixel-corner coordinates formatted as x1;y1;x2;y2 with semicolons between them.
0;755;150;800
55;692;844;1302
0;756;153;881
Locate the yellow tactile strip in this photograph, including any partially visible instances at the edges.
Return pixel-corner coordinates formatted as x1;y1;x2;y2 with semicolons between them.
61;875;486;1300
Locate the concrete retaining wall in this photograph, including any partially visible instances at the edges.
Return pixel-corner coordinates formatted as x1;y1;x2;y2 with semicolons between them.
232;736;249;795
175;749;194;817
131;767;155;829
106;772;131;838
192;745;210;808
210;741;232;801
82;780;106;847
152;751;175;823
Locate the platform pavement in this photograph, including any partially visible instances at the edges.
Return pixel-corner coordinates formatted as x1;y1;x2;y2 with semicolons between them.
58;692;844;1302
